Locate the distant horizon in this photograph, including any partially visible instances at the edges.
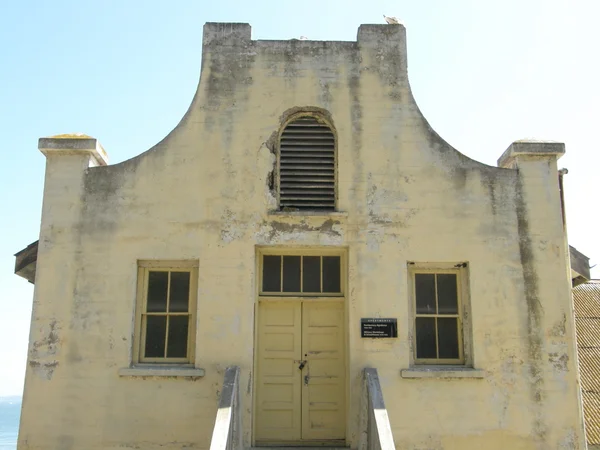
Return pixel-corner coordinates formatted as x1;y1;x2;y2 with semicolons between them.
0;393;22;399
0;388;23;399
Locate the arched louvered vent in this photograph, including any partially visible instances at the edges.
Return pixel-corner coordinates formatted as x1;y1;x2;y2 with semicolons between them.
279;117;336;210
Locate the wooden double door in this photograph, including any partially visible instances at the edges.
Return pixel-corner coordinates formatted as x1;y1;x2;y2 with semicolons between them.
255;300;346;443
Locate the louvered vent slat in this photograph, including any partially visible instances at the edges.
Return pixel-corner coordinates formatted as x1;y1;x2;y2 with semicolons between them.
279;117;335;210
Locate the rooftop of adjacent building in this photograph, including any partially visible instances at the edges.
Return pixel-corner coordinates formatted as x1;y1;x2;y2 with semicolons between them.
573;280;600;446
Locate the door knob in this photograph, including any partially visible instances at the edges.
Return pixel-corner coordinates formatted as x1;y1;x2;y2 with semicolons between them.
298;360;307;370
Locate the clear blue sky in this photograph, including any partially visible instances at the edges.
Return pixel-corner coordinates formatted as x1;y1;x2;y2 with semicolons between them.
1;0;598;396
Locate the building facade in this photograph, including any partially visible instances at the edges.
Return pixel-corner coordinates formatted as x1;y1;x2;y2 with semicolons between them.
16;23;586;449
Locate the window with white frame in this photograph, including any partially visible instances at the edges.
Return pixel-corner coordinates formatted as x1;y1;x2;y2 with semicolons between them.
134;261;198;364
409;265;469;365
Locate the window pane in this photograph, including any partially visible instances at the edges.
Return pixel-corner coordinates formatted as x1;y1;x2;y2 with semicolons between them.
415;274;436;314
147;271;168;312
283;256;301;292
167;316;189;358
144;315;167;357
438;318;460;359
263;256;281;292
322;256;341;293
169;272;190;312
437;274;458;314
303;256;321;293
415;317;436;359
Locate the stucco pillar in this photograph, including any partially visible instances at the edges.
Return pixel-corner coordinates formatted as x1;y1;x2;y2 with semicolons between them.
497;141;586;448
18;135;108;447
37;135;108;235
32;134;108;351
35;135;108;300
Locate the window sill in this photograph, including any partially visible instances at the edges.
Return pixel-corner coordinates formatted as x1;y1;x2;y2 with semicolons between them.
268;210;348;218
401;367;485;379
118;366;205;378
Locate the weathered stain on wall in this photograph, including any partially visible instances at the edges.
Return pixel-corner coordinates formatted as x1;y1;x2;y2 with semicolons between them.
515;172;547;445
18;22;585;450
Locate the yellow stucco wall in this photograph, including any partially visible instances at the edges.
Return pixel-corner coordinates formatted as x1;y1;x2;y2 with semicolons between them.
18;23;586;449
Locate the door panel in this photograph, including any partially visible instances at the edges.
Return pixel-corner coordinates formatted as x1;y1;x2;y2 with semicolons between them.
301;302;346;440
256;302;302;441
256;300;345;443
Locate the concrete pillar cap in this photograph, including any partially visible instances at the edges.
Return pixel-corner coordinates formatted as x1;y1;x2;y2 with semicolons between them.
497;140;565;168
38;133;108;166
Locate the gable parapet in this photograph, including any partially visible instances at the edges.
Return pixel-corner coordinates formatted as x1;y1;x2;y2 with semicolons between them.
357;23;408;76
202;22;252;48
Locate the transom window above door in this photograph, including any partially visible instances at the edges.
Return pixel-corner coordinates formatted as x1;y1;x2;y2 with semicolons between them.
261;254;342;295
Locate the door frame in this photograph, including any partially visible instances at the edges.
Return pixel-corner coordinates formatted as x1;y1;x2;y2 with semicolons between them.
252;246;349;446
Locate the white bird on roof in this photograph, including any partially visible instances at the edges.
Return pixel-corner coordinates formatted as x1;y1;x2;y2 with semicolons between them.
383;15;400;24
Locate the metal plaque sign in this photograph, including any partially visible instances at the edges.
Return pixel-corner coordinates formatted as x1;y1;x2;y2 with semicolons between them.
360;318;398;338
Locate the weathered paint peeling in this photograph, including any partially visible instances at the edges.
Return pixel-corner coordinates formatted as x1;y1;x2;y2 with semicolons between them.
28;360;59;380
548;352;570;372
267;219;341;239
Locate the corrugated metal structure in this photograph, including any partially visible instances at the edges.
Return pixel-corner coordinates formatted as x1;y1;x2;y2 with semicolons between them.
574;280;600;448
